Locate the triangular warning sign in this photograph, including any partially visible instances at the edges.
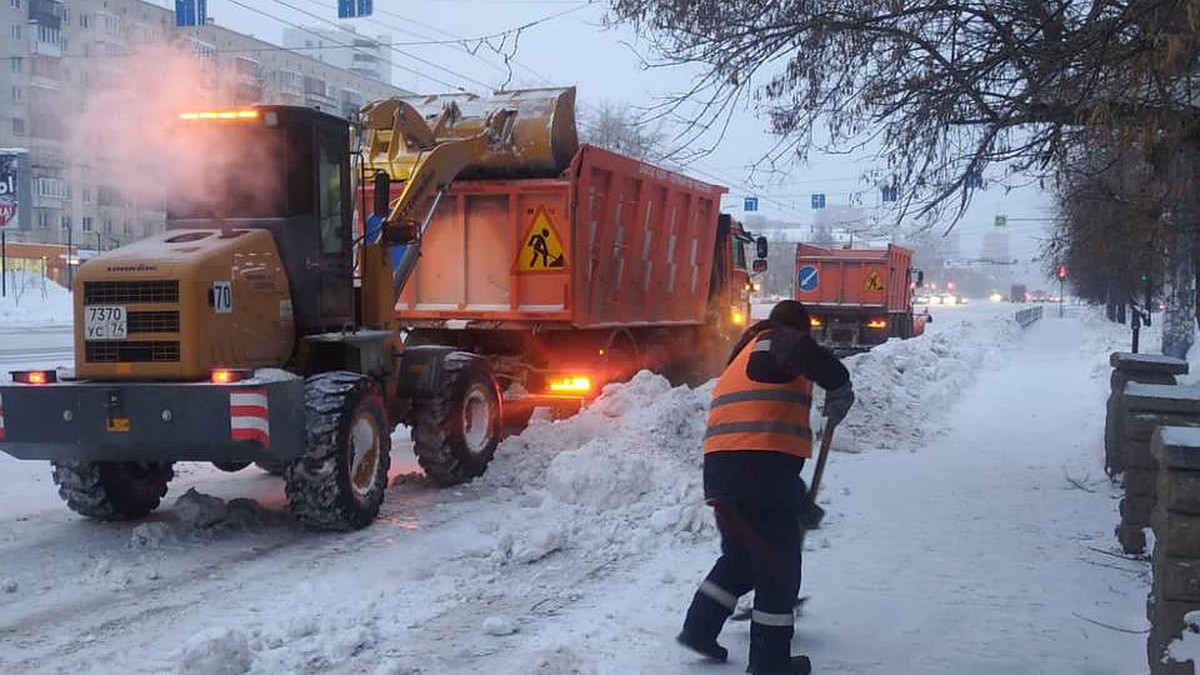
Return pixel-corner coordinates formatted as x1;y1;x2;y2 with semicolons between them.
864;271;884;292
517;205;568;272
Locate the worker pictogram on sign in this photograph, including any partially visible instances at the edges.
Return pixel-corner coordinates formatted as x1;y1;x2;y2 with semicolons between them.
517;205;567;272
864;271;884;292
797;265;819;293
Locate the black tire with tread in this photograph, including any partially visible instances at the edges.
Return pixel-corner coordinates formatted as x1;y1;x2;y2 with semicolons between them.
50;461;174;521
412;353;502;486
285;371;391;531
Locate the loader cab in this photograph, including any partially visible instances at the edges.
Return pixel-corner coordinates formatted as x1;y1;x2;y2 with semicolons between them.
167;105;354;336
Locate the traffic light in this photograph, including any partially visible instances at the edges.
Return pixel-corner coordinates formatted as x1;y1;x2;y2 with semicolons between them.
1057;265;1068;280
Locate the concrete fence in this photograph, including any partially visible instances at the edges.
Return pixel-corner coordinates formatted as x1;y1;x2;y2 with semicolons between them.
1101;352;1200;673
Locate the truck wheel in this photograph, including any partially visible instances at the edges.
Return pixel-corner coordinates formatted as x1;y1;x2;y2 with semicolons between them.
213;461;251;473
412;353;502;486
285;372;391;531
51;461;174;521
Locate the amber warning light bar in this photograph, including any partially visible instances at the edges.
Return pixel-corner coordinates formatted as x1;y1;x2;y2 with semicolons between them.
179;110;260;121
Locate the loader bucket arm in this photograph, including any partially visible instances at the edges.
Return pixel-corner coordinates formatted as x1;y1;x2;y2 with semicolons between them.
356;87;578;326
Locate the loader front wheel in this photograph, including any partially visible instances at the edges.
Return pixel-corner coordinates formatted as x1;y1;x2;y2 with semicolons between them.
285;371;391;531
51;461;174;521
412;353;502;486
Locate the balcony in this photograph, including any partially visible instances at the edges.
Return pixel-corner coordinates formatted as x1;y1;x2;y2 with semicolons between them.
30;39;61;58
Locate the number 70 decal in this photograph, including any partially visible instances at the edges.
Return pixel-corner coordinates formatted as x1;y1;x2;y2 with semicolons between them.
213;281;233;314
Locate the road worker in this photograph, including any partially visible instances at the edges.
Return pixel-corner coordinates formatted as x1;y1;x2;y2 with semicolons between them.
676;299;854;675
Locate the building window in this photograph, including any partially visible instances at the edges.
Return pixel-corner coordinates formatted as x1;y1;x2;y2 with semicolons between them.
11;118;23;135
103;219;113;233
122;220;131;235
10;23;19;40
9;57;19;73
80;14;88;29
8;0;19;9
81;216;93;232
60;215;69;229
11;86;22;103
81;187;91;203
37;210;51;230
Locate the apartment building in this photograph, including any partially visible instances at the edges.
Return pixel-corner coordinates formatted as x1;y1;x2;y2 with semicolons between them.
0;0;407;248
281;24;392;85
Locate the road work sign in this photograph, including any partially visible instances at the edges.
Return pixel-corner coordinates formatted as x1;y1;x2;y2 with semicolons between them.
864;271;884;291
797;265;819;292
517;205;567;272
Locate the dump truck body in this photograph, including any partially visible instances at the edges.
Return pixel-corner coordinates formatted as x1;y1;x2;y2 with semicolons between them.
795;243;925;353
360;144;757;404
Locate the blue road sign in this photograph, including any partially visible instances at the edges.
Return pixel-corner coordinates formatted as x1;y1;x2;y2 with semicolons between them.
811;193;826;209
744;196;758;212
339;0;374;18
175;0;206;27
881;185;898;203
797;265;819;293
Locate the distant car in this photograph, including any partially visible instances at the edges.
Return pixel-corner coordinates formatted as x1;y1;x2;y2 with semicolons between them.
940;293;967;305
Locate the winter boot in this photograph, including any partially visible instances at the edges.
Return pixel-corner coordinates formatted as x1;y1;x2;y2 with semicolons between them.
746;655;812;675
675;630;728;662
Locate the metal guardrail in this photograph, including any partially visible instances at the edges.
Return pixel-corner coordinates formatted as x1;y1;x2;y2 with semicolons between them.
1014;305;1043;328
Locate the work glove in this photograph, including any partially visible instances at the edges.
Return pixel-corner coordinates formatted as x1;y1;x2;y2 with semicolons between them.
823;382;854;426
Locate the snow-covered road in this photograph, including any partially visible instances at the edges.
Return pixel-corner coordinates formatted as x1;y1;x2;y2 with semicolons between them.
0;303;1150;674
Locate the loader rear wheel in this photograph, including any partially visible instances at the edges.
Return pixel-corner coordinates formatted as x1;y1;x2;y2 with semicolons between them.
285;371;391;531
412;353;502;486
51;461;174;521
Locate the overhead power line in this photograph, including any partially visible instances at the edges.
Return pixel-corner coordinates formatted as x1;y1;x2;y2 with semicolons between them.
224;0;463;89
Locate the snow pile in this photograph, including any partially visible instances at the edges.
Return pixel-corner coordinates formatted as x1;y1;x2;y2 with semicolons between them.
833;311;1022;451
0;271;72;324
175;627;253;675
480;372;715;559
1168;611;1200;666
131;490;289;548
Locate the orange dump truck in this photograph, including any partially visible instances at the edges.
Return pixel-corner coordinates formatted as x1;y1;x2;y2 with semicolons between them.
361;142;766;415
794;243;926;354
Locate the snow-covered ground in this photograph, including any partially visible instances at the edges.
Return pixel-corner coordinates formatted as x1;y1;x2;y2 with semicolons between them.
0;296;1153;674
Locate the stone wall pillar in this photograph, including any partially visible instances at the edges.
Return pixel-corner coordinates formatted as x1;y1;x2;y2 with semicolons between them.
1107;353;1188;476
1118;384;1200;554
1149;426;1200;674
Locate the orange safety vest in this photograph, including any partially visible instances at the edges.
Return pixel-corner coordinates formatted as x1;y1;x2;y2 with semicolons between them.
702;333;814;458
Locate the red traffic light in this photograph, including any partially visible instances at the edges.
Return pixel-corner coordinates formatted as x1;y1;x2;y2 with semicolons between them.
1057;265;1068;280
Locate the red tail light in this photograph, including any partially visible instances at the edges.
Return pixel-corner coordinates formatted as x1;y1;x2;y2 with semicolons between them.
12;370;56;384
866;319;888;329
210;368;252;384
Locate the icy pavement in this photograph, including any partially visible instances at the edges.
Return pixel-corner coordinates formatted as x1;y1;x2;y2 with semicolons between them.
0;304;1150;674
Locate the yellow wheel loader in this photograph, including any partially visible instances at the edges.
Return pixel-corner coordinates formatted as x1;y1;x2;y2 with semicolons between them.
0;89;576;531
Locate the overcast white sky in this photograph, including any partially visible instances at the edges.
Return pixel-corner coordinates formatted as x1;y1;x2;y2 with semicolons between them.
165;0;1055;263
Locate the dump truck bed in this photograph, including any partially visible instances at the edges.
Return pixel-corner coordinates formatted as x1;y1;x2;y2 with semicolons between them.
794;243;914;311
375;145;727;329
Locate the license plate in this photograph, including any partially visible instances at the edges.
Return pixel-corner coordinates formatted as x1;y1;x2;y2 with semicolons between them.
107;417;130;432
85;305;127;341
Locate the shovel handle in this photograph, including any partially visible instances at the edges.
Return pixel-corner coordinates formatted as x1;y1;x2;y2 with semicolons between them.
807;423;836;500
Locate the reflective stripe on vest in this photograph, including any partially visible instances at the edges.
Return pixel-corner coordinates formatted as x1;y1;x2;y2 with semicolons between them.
703;333;813;458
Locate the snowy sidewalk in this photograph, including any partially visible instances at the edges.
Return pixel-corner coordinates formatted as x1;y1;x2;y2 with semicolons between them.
789;314;1147;674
